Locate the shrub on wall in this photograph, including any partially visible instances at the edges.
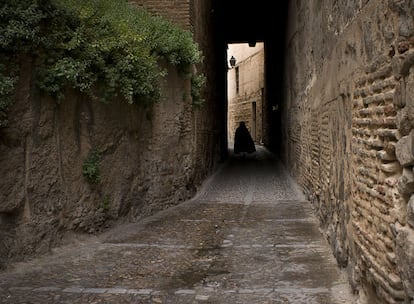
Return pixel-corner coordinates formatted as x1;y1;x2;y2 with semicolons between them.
82;149;102;184
191;73;206;108
0;0;204;126
0;66;17;128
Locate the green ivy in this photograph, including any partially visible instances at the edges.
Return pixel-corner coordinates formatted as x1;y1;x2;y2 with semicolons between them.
0;66;17;128
82;149;102;184
0;0;205;126
191;73;206;108
101;194;110;211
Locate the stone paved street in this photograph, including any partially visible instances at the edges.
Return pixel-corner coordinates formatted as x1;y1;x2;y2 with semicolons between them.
0;146;357;303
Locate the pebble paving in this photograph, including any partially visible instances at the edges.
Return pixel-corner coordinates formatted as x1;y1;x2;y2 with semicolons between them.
0;146;358;303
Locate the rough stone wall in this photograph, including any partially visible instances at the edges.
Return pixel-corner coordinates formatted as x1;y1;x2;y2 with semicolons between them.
0;61;195;266
190;0;227;173
129;0;224;184
0;1;220;268
284;0;414;302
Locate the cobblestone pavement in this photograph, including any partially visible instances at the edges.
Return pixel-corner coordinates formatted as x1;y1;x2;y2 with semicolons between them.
0;146;358;304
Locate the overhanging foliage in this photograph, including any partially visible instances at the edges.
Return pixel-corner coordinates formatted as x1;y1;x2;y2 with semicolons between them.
0;0;205;126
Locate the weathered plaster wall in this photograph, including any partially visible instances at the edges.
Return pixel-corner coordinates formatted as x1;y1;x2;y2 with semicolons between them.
0;61;194;265
0;1;221;268
284;0;414;302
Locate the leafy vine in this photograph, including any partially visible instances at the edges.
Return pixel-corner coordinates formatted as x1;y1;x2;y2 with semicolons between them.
0;0;205;126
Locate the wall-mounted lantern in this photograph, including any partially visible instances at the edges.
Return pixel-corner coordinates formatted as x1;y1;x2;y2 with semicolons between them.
229;56;236;68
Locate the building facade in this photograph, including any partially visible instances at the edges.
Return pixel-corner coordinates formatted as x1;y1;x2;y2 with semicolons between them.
227;43;264;146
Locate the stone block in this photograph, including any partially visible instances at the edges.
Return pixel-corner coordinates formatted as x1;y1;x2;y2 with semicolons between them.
377;150;396;161
397;107;413;136
400;50;414;77
385;142;397;156
381;162;402;173
408;195;414;228
395;224;414;300
390;203;406;224
392;50;414;79
406;68;414;126
396;131;414;166
393;79;406;108
398;167;414;194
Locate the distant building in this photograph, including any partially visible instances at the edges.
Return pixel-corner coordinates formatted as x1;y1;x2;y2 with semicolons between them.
227;43;264;145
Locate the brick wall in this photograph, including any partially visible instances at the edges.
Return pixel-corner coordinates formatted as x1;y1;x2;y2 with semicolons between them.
129;0;191;30
352;59;405;302
284;0;414;302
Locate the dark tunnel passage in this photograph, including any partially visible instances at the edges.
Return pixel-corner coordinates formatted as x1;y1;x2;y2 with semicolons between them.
212;0;290;157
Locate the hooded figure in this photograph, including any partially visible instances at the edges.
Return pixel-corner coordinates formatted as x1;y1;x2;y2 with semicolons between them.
234;121;256;154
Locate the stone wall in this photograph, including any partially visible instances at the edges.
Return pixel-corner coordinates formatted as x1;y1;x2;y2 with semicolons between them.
0;1;221;268
0;61;192;265
283;0;414;302
129;0;191;30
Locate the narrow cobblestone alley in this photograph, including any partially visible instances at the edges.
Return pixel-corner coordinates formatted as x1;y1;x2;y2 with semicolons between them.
0;146;357;304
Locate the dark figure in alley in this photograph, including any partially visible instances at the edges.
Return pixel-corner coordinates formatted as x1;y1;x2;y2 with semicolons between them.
234;121;256;156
